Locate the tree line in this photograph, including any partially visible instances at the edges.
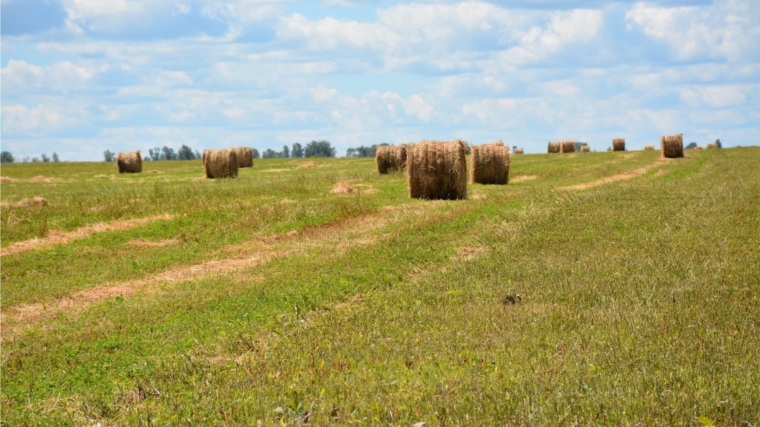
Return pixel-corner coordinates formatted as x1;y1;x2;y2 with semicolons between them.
1;151;59;163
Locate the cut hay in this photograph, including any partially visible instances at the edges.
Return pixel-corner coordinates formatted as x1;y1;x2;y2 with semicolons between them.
548;142;561;153
297;161;316;169
514;148;524;154
580;145;591;153
661;134;684;159
204;149;239;179
561;140;576;153
376;145;407;174
15;197;47;207
407;140;467;200
1;176;19;183
231;147;254;168
470;143;509;185
644;145;655;151
330;182;357;194
707;143;719;149
116;151;142;173
612;138;626;152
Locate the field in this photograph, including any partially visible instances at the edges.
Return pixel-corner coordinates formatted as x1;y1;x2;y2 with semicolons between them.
1;148;759;426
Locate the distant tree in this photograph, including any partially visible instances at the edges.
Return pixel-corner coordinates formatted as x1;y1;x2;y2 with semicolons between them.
195;150;202;159
346;144;380;158
149;148;161;161
104;150;115;162
32;157;41;162
715;139;722;148
143;156;150;162
685;142;697;149
52;152;59;162
304;140;336;158
1;151;14;163
41;153;50;162
252;148;260;159
282;145;290;159
291;143;304;158
262;149;277;158
161;146;177;161
177;145;196;160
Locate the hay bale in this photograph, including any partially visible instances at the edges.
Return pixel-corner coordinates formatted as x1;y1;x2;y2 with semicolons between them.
661;134;684;158
470;143;509;185
612;138;626;152
580;145;591;153
116;151;142;173
204;149;239;178
232;147;254;168
644;145;655;151
376;145;407;174
707;143;719;149
514;148;524;155
407;140;467;200
694;146;703;151
548;142;560;153
561;140;576;153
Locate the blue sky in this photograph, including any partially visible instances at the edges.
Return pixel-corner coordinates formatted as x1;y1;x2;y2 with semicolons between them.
1;0;758;160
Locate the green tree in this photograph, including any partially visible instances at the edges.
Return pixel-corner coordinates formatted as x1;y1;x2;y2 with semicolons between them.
161;146;177;160
304;140;336;158
252;149;260;159
291;143;303;158
715;139;722;148
41;153;50;162
52;152;59;162
178;145;196;160
262;149;277;158
104;150;115;162
282;145;290;158
1;151;15;163
149;148;161;161
686;142;697;149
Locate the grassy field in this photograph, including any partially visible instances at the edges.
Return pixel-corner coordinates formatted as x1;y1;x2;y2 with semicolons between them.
1;148;758;426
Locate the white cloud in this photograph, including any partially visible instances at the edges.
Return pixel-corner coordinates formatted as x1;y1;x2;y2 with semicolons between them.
679;85;750;108
277;13;401;51
1;60;100;94
2;102;88;135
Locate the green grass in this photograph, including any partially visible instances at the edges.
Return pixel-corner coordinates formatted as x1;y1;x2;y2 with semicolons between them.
1;149;758;426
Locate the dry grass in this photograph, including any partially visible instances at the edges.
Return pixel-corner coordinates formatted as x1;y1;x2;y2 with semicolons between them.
116;151;142;174
330;182;357;194
407;140;468;200
2;197;48;208
297;161;317;169
470;143;510;185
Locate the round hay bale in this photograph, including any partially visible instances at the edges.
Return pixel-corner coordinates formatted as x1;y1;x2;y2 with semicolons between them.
707;143;719;149
116;151;142;173
407;140;467;200
470;143;509;185
560;140;576;153
232;147;254;168
661;134;684;158
204;149;239;178
694;146;704;151
612;138;626;152
376;145;407;174
548;142;560;153
580;145;591;153
514;147;524;154
644;145;655;151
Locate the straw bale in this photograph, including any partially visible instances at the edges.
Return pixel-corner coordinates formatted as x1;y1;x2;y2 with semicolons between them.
693;146;703;151
514;148;524;154
376;145;407;174
470;143;509;185
232;147;254;168
612;138;626;152
116;151;142;173
644;145;655;151
407;140;467;200
204;149;239;178
561;140;576;153
660;134;684;158
548;142;561;153
707;143;719;149
580;145;591;153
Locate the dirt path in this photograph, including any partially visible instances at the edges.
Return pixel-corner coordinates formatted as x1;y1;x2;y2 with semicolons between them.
1;203;446;340
0;214;175;257
555;164;658;191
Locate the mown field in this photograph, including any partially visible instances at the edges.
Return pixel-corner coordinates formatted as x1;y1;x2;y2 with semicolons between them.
1;148;758;426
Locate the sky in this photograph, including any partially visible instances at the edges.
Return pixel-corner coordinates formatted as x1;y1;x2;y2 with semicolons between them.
1;0;758;161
